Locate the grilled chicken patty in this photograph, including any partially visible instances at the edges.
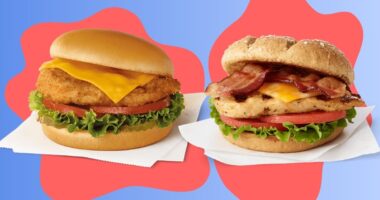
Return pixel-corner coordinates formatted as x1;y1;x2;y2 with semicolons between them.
213;93;364;118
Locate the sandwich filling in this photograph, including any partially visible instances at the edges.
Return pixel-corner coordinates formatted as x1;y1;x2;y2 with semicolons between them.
206;64;364;143
30;59;184;137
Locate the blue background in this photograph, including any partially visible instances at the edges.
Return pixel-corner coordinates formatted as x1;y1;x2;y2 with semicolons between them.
0;0;379;199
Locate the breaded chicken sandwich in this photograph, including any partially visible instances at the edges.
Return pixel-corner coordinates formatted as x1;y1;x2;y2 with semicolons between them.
206;35;364;153
29;29;184;150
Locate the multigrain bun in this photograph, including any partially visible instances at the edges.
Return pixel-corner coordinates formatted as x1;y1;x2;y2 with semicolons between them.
222;35;353;85
42;123;174;151
223;127;343;153
50;29;173;76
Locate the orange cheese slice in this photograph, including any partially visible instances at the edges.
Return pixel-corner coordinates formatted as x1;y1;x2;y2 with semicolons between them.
259;82;318;103
40;58;155;103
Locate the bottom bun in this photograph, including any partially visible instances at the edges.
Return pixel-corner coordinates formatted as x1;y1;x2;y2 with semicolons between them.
223;127;343;153
41;123;173;151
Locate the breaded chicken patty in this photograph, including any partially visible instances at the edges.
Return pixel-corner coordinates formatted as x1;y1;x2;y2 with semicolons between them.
214;93;364;118
37;68;180;106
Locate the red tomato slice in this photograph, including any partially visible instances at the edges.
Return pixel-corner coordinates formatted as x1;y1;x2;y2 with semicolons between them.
43;97;170;117
43;99;87;117
258;111;346;124
91;97;170;115
220;115;287;131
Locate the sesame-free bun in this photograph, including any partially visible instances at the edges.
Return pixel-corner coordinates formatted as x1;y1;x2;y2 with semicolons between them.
50;29;173;76
223;127;343;153
222;35;354;85
41;123;173;151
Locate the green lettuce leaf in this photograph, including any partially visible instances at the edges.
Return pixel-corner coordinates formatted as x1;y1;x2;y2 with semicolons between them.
29;90;184;137
209;98;356;143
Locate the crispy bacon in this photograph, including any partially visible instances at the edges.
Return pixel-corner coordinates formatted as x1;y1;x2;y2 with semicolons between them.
217;64;269;96
267;70;320;92
267;70;346;98
316;77;346;98
208;63;348;99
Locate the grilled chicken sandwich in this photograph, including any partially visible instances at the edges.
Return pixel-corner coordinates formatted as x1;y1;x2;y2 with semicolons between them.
206;35;364;153
29;29;184;150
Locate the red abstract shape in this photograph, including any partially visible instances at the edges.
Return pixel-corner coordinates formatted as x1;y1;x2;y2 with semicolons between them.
209;0;363;199
6;8;209;199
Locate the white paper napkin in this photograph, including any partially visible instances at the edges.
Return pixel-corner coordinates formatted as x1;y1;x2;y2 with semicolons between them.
0;93;206;167
179;106;380;166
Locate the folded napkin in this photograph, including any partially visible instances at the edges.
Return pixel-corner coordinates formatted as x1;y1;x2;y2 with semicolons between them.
0;93;206;167
179;106;379;165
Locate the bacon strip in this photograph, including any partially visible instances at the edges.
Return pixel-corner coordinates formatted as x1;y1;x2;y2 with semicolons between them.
217;64;269;96
267;71;320;92
208;64;348;99
267;70;346;98
316;77;347;98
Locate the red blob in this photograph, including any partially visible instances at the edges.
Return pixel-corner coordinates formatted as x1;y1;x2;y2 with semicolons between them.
209;0;363;199
6;8;208;199
40;145;209;199
216;162;323;200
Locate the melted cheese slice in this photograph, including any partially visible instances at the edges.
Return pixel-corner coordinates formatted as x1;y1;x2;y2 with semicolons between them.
40;58;155;103
258;83;318;103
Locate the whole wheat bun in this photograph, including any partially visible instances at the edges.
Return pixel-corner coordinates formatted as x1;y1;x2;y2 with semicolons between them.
222;35;353;85
50;29;173;76
42;123;173;151
223;127;343;153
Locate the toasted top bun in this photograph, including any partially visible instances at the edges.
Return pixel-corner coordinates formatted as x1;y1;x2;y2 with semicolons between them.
50;29;173;76
222;35;354;85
